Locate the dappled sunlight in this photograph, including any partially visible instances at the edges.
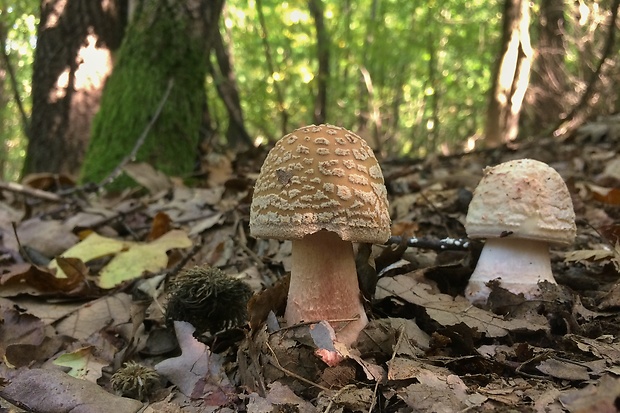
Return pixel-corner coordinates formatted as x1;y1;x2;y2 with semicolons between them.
49;33;112;103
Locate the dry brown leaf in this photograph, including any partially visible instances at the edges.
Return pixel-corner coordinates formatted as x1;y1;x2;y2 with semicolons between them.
54;292;133;340
123;162;172;194
376;274;549;337
536;358;591;381
0;368;143;413
0;262;93;297
558;374;620;413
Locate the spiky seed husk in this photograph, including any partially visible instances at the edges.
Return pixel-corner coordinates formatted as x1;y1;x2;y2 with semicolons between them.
110;361;160;401
165;266;253;335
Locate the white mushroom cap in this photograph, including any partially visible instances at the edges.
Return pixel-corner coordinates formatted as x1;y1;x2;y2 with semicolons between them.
250;124;391;244
465;159;576;245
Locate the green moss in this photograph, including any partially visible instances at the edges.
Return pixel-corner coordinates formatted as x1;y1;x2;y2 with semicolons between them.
80;3;206;191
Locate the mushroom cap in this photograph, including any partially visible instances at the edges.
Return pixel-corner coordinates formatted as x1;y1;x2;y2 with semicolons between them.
465;159;576;245
250;124;391;243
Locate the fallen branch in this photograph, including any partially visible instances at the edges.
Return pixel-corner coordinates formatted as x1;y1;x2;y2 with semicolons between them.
386;235;470;251
0;181;63;203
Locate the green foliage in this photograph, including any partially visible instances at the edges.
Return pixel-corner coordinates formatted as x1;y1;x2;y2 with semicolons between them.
223;0;502;155
0;0;37;180
80;3;206;190
3;0;616;177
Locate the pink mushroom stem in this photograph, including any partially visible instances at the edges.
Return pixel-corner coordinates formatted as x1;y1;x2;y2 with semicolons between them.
285;230;368;346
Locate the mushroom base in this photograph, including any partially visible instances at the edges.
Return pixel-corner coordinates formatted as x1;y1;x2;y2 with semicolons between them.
286;231;368;347
465;238;556;305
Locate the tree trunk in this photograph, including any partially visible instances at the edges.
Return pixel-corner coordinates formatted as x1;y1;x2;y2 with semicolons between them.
524;0;566;130
80;0;221;190
209;26;253;149
484;0;532;147
255;0;289;136
308;0;329;125
23;0;127;177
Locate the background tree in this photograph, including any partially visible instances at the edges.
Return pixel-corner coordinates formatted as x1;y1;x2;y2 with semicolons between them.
308;0;329;125
80;0;223;188
1;0;618;180
23;0;127;177
484;0;532;147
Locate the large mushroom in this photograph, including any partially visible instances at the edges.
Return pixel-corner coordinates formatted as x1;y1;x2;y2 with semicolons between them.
464;159;576;305
250;124;390;347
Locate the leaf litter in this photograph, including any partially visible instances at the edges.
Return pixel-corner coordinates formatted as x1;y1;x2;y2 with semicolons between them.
1;119;620;411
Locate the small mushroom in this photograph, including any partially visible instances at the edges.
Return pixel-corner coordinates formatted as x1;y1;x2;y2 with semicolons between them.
464;159;576;304
250;124;390;347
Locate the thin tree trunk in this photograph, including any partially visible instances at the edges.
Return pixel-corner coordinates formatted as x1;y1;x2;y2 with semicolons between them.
255;0;289;136
24;0;127;177
525;0;566;130
210;25;253;149
484;0;532;147
554;0;620;136
308;0;329;125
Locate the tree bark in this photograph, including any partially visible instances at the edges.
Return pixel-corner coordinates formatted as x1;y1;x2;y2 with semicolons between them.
23;0;127;177
484;0;532;147
525;0;566;129
209;25;253;149
80;0;221;190
308;0;329;125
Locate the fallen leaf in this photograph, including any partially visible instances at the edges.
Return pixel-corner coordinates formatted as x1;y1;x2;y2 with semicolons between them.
0;368;143;413
98;230;192;288
536;358;591;381
54;292;133;340
558;374;620;412
0;262;92;297
53;346;108;382
0;307;46;359
49;230;192;288
123;162;172;194
376;274;549;337
155;321;233;402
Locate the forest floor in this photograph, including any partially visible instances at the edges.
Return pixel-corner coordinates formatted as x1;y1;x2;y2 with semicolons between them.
1;118;620;413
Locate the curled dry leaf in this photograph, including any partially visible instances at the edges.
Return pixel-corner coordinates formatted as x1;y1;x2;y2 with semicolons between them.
375;273;549;337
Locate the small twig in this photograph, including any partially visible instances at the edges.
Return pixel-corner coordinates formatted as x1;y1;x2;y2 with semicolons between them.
324;384;357;413
0;181;64;203
265;341;330;392
98;78;175;189
274;315;362;335
386;235;470;251
12;222;33;265
367;380;381;413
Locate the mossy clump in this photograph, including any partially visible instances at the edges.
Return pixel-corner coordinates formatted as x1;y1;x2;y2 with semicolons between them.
110;361;160;401
166;266;253;335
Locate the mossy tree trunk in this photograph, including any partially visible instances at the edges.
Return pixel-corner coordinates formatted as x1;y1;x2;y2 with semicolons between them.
80;0;223;189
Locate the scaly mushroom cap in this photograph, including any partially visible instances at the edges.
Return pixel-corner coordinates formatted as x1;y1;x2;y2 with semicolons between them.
465;159;576;245
250;124;390;243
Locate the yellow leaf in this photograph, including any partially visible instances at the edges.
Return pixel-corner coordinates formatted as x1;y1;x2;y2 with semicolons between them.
49;233;130;278
98;230;192;289
52;346;107;382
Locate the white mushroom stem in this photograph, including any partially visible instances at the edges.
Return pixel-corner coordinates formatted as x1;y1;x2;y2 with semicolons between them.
286;230;368;347
465;237;556;305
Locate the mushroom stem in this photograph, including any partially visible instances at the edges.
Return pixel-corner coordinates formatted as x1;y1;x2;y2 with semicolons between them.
286;230;368;346
465;237;556;304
